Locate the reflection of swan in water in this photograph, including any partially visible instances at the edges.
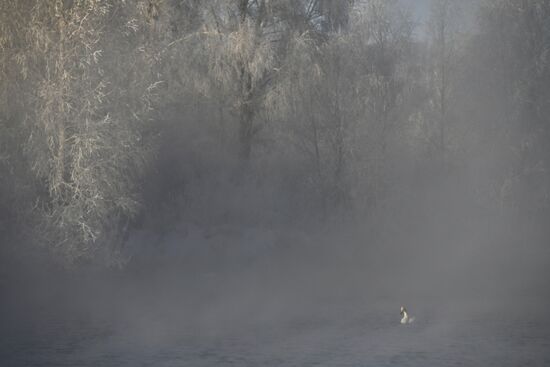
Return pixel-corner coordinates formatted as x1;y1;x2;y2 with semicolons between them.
400;306;415;324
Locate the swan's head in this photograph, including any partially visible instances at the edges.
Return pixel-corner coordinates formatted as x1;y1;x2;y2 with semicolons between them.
400;306;405;313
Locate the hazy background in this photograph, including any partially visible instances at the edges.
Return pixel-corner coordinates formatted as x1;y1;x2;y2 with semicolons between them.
1;0;550;365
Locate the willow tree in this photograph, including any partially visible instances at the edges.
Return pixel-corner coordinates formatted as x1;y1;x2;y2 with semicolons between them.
22;0;161;264
193;0;284;160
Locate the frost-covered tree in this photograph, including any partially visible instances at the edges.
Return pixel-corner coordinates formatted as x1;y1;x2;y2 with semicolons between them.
272;0;413;213
19;0;163;264
192;0;282;160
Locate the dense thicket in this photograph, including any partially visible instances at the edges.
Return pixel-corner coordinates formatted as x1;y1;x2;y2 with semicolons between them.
1;0;548;265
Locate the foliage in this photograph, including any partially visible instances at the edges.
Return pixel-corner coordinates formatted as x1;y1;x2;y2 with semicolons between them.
0;0;548;265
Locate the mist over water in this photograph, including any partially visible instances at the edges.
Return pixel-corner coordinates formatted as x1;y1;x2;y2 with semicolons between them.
2;170;549;366
2;0;550;366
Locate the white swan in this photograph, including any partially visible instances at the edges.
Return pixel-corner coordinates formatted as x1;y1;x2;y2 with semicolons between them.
400;306;415;324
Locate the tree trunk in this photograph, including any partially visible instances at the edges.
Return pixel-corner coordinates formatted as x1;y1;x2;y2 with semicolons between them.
239;103;254;160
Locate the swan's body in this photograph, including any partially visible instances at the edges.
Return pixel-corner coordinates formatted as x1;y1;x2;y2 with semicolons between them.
400;306;414;324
